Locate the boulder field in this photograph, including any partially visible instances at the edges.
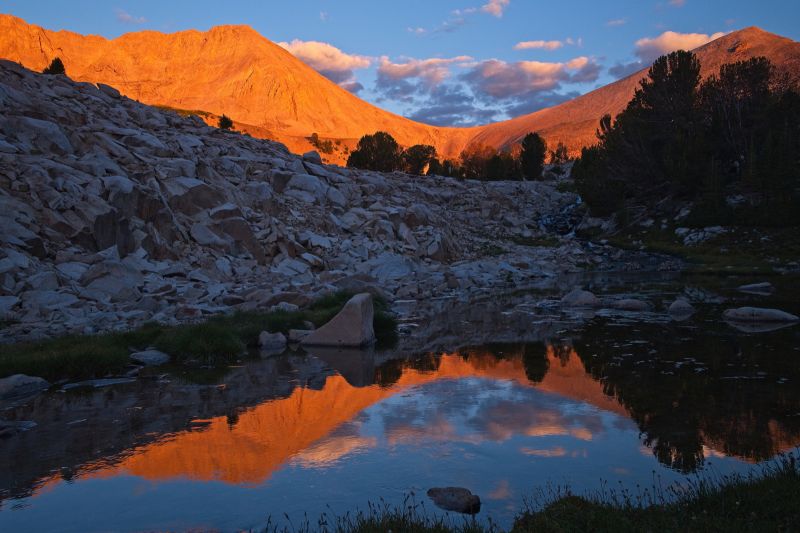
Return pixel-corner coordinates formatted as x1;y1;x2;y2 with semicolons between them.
0;60;662;343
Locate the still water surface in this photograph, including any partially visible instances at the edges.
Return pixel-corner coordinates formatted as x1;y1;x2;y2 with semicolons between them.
1;275;799;531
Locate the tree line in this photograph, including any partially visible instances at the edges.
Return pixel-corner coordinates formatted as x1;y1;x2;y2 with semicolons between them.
346;130;569;181
572;50;800;226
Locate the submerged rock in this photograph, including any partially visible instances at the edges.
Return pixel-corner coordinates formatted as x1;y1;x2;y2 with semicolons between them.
723;307;799;323
0;374;50;400
737;282;774;294
301;293;375;347
130;349;170;366
0;420;37;438
612;299;650;311
426;487;481;514
561;289;600;307
668;298;695;317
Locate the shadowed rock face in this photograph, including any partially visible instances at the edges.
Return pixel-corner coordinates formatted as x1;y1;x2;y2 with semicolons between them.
0;15;798;162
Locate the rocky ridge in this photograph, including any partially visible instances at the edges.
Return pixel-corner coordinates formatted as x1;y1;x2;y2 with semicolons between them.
0;60;660;343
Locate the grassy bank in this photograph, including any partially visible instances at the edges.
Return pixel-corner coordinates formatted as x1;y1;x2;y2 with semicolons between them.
583;223;800;275
514;454;800;532
0;291;397;382
263;455;800;532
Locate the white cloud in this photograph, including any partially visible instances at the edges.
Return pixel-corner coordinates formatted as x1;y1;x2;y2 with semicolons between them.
481;0;510;17
609;29;726;79
462;56;601;99
319;11;329;22
514;40;563;51
278;40;371;93
634;30;726;62
115;9;146;24
607;18;627;27
278;40;370;72
378;55;473;87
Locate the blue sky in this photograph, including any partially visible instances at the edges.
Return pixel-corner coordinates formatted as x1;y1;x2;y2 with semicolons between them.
3;0;799;126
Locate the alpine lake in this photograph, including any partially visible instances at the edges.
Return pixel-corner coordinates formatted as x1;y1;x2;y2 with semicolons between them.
1;271;799;532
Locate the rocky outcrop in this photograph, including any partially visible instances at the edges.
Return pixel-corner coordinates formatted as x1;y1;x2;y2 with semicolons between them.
0;60;661;343
302;293;375;347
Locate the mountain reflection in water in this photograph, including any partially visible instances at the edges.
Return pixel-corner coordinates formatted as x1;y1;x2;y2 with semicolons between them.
44;347;616;486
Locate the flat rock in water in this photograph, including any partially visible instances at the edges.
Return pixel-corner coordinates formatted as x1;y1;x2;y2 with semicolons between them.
725;321;798;334
723;307;799;323
301;293;375;347
426;487;481;514
737;282;774;294
561;289;600;307
130;349;170;366
0;374;50;400
62;378;136;390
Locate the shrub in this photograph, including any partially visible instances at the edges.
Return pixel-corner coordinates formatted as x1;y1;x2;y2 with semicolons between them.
218;114;234;130
347;131;403;172
403;144;437;175
459;143;496;180
521;132;547;180
42;57;65;75
308;132;335;154
549;142;569;165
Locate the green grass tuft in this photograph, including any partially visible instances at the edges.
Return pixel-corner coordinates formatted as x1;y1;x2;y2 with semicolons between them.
154;322;246;365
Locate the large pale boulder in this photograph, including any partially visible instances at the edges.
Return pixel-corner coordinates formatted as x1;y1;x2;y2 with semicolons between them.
723;307;799;323
301;293;375;347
